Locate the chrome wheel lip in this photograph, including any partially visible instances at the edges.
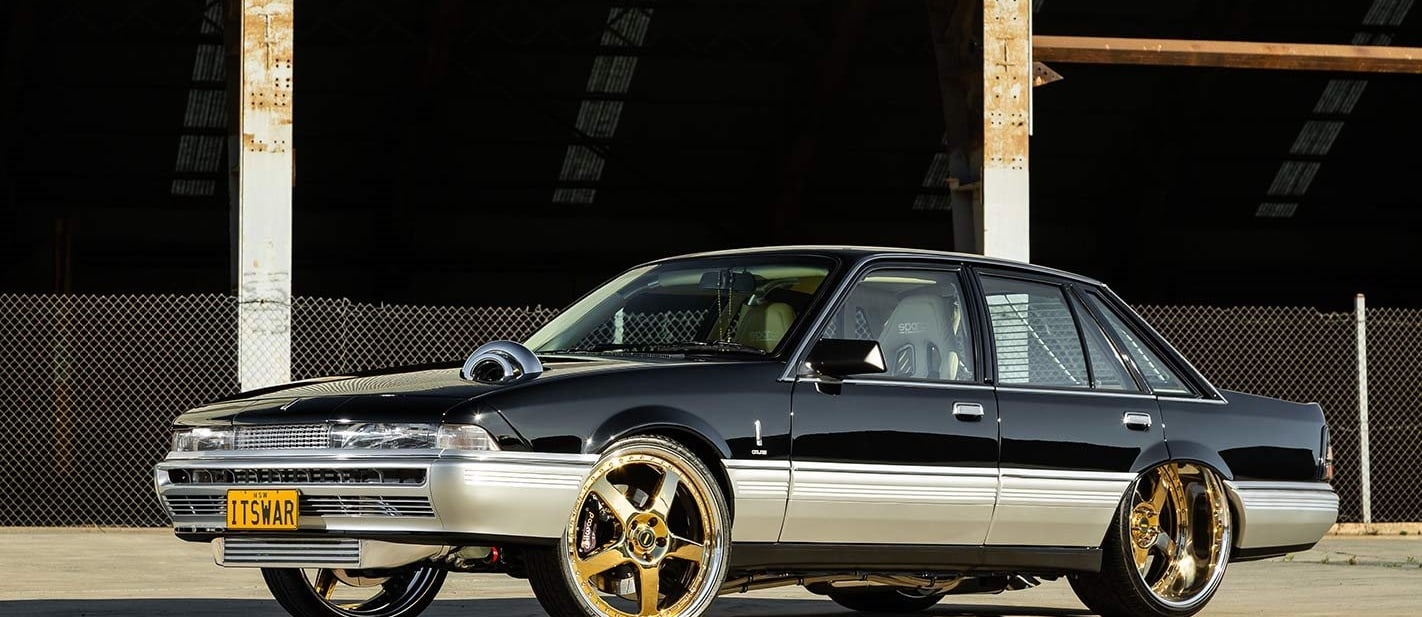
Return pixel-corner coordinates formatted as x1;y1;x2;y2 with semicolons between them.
1129;464;1233;611
560;442;729;617
1150;524;1232;611
301;565;442;616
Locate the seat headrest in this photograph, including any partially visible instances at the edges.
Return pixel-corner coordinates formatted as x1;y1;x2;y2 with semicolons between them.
877;294;958;379
734;302;796;351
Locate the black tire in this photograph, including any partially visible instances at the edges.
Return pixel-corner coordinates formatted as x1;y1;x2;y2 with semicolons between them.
1069;463;1232;617
826;589;945;613
262;565;446;617
527;435;732;617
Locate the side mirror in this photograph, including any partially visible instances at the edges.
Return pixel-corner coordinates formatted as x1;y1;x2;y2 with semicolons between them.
806;339;886;378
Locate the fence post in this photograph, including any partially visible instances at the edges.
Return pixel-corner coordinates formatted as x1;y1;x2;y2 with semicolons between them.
1355;293;1371;525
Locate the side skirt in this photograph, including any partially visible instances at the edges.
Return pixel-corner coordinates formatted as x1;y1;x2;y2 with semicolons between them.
1232;542;1318;562
728;543;1102;575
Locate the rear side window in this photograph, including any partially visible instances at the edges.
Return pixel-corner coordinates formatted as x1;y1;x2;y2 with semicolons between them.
979;276;1088;389
1082;292;1192;395
1072;294;1137;391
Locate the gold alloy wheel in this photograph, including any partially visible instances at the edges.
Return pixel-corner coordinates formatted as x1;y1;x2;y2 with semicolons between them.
563;447;722;617
1127;463;1232;608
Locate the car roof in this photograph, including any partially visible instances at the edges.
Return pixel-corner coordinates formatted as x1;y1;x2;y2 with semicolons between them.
646;245;1107;287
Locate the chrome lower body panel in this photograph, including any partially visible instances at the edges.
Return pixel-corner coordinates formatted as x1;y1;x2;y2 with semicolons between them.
1228;481;1338;550
985;469;1134;547
156;451;596;547
725;460;790;542
778;461;998;545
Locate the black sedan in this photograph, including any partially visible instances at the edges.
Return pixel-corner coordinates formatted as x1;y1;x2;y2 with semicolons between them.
155;246;1337;617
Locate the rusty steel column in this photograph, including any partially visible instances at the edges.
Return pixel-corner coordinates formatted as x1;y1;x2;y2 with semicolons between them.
980;0;1031;262
231;0;293;390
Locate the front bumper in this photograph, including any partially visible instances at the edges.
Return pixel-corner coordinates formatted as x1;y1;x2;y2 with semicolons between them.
155;449;595;548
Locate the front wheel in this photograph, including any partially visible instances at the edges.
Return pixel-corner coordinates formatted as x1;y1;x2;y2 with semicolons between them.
527;435;732;617
261;564;446;617
826;589;945;613
1069;462;1233;617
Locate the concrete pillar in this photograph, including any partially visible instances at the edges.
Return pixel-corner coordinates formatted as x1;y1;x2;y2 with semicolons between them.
231;0;294;390
980;0;1032;262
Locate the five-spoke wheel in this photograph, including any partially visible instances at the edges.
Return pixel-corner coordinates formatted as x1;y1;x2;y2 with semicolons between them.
528;435;731;617
262;565;446;617
1071;462;1233;617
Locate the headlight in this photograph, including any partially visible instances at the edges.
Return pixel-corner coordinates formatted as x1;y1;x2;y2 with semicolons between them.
329;423;499;451
171;427;234;452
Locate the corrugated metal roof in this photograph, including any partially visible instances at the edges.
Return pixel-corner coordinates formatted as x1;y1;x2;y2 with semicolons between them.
1257;0;1413;217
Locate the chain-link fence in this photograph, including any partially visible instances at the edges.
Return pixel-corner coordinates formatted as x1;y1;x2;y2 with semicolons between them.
1;295;1418;526
0;295;556;527
1355;307;1422;523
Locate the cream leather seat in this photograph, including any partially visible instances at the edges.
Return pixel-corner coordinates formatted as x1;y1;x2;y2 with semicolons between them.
733;300;796;351
876;293;965;380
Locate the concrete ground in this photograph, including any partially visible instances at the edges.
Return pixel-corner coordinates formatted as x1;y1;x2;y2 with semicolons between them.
2;529;1418;616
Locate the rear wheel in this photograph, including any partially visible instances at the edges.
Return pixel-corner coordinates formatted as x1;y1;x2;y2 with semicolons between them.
527;435;731;617
1069;462;1232;617
826;589;945;613
261;565;446;617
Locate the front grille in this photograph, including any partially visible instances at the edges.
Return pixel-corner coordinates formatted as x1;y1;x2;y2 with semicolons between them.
163;494;436;518
223;538;360;567
303;496;436;517
168;468;426;486
235;424;330;450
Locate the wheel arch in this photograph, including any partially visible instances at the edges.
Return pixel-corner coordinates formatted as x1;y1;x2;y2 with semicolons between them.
587;406;736;519
1129;445;1247;553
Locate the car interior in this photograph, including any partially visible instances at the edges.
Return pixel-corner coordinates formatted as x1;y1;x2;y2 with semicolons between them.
822;273;972;381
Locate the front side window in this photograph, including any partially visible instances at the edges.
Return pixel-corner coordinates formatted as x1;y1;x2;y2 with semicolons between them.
980;276;1088;389
525;256;833;355
820;268;975;382
1082;292;1193;395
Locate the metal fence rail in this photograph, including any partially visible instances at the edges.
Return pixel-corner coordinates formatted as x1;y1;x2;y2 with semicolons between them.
1;294;1418;526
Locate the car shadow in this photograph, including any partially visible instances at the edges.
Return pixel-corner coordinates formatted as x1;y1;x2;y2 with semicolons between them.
0;597;1091;617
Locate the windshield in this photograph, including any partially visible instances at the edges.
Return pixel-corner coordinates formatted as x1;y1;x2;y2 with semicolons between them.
526;256;836;356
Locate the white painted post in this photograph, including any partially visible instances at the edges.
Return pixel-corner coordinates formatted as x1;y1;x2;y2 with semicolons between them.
1355;293;1371;525
981;0;1032;263
234;0;294;391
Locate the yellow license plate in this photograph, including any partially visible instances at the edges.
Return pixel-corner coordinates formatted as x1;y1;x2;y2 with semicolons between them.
226;489;300;530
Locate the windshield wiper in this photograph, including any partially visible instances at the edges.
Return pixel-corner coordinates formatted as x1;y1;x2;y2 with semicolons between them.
641;341;769;355
541;341;768;356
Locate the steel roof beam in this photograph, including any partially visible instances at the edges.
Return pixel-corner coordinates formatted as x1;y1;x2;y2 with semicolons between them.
1033;35;1422;74
232;0;294;391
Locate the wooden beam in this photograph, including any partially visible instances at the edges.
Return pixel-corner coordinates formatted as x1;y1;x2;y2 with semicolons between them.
1033;35;1422;74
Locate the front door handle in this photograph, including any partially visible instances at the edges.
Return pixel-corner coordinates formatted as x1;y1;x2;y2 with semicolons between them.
953;402;985;421
1123;411;1153;431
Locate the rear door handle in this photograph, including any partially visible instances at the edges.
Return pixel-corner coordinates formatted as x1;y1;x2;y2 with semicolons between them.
953;402;985;421
1123;411;1153;431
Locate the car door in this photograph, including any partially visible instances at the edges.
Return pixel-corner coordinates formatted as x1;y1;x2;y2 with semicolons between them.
974;271;1166;548
781;263;1000;546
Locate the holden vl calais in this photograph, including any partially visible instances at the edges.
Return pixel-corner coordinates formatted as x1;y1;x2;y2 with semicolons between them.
156;246;1337;617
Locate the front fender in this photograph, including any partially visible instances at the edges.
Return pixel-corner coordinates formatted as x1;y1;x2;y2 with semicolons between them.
586;406;733;459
